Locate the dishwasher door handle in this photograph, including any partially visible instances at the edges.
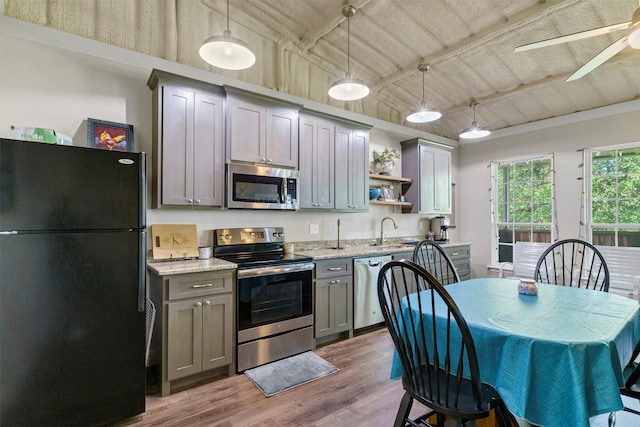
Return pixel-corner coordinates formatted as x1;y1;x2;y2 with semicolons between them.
368;261;381;267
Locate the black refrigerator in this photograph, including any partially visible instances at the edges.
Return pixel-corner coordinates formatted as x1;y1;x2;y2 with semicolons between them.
0;138;147;426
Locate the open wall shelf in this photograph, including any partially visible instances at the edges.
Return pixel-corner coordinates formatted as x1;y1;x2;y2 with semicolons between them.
369;174;413;211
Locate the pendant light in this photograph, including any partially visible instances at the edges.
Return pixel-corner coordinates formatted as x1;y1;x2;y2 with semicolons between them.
459;99;491;139
328;5;370;101
199;0;255;70
406;62;441;123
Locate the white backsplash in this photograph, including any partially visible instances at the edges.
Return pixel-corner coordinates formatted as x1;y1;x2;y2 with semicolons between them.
147;208;447;247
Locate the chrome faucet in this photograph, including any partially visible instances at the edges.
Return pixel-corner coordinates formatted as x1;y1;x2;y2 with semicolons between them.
380;216;398;246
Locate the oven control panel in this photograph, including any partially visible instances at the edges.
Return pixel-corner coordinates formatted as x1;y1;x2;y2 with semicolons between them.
214;227;286;246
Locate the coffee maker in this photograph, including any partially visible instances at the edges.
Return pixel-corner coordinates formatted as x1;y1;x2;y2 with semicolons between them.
430;216;450;242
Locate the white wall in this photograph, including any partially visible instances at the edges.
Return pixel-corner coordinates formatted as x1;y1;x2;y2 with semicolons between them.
0;33;444;247
458;106;640;277
5;29;639;271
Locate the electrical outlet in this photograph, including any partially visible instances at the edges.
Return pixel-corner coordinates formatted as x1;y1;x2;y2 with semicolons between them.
419;221;424;231
309;224;319;234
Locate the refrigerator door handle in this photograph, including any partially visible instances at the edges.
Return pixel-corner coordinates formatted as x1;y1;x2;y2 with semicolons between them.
138;230;147;312
139;152;147;228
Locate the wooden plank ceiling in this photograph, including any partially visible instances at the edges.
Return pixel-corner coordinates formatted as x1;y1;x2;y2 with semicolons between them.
5;0;640;141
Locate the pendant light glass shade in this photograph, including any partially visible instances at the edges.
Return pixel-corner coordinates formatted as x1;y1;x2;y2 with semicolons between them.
459;123;491;139
406;62;441;123
459;100;491;139
199;0;255;70
407;104;442;123
328;72;370;101
329;5;369;101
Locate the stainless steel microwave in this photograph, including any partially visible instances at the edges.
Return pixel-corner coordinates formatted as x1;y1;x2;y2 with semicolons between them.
226;163;299;210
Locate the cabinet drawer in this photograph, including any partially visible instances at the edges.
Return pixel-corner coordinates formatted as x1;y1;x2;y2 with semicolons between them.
315;259;352;278
168;271;234;301
392;251;414;261
443;245;470;261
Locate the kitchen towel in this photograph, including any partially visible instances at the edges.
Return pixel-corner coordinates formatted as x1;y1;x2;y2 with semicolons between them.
244;351;338;397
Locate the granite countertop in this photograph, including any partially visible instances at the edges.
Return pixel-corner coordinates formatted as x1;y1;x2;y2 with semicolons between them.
147;257;237;276
147;240;472;275
296;241;472;260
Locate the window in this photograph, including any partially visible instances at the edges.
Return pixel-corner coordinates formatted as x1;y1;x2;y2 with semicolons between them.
586;144;640;247
490;155;555;264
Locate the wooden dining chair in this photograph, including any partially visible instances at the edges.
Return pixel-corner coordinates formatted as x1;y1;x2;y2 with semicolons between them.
412;240;460;285
534;238;610;292
377;260;517;427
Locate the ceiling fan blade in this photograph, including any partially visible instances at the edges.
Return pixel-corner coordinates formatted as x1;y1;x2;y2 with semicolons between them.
514;21;631;52
565;35;629;81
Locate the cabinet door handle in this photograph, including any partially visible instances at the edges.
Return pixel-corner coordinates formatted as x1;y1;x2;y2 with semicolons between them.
195;199;201;205
204;300;211;305
328;267;342;271
450;252;458;256
196;302;202;307
192;284;213;288
267;158;272;163
188;199;193;204
318;203;323;207
330;279;341;284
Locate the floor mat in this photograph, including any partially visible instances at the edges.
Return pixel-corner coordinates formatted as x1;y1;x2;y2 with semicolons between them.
244;351;339;397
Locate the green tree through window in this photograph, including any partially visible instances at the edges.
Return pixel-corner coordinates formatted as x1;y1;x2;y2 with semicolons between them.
492;156;555;264
589;146;640;247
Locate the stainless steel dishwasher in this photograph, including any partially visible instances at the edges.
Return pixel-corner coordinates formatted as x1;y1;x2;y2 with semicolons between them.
354;255;392;330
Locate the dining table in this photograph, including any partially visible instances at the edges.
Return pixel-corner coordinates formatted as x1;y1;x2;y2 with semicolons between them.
389;277;640;427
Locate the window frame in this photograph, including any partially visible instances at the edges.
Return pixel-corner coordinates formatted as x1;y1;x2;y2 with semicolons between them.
584;142;640;248
490;154;556;266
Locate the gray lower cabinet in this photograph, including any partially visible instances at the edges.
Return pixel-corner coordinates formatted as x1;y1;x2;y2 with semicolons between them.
443;245;471;281
148;269;235;396
314;259;353;344
392;251;414;262
393;245;471;281
148;69;225;208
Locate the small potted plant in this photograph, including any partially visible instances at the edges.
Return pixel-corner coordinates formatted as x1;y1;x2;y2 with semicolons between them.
372;147;400;175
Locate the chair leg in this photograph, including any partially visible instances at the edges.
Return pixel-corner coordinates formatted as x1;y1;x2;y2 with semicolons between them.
394;392;413;427
608;411;615;427
494;402;519;427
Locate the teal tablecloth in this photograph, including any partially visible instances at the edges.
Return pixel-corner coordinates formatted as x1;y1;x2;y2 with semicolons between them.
389;278;640;427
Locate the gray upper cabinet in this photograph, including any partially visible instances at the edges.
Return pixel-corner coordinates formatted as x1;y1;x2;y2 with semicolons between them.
226;88;300;168
298;113;335;209
148;70;224;208
401;138;452;214
335;125;369;212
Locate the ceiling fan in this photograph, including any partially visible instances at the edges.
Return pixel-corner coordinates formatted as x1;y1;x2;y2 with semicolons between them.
514;4;640;81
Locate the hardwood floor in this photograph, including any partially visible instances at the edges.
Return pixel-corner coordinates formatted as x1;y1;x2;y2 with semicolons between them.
113;327;429;427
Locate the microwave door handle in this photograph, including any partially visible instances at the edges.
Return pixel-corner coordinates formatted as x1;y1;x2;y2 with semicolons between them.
281;178;286;203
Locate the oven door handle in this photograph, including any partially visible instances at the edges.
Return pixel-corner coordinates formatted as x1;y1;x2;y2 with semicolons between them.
238;262;315;278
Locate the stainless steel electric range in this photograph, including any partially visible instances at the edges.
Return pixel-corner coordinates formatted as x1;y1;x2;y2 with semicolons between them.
213;227;314;372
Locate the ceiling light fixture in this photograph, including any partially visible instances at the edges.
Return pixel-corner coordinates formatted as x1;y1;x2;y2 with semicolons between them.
406;62;441;123
328;5;369;101
628;8;640;49
459;99;491;139
199;0;255;70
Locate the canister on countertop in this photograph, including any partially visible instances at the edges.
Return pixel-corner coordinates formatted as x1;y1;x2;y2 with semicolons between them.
198;246;212;259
